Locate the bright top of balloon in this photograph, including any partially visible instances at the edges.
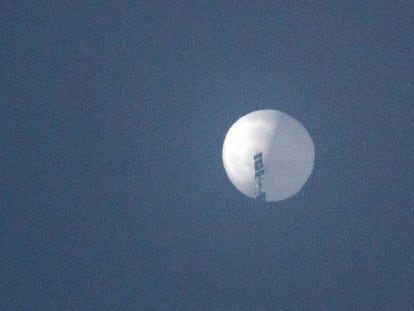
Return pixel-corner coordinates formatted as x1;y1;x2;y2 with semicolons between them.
222;109;315;202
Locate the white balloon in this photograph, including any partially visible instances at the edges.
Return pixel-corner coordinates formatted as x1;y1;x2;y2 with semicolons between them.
222;109;315;202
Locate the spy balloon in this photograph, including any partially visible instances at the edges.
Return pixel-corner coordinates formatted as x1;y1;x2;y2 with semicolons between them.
222;109;315;202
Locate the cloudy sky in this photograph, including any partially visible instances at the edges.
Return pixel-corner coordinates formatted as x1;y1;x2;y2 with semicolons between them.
1;1;413;309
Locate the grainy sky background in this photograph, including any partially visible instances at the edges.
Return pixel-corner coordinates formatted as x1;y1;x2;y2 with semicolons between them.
1;1;413;310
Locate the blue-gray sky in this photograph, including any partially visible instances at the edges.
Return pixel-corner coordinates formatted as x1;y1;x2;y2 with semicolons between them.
1;1;413;310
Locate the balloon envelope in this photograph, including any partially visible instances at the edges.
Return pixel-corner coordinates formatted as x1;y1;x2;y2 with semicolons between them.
222;109;315;202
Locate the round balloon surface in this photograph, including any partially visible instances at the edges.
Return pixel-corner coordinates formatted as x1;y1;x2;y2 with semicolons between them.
222;109;315;202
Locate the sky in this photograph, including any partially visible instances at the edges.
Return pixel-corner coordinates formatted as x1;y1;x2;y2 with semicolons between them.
1;1;413;310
